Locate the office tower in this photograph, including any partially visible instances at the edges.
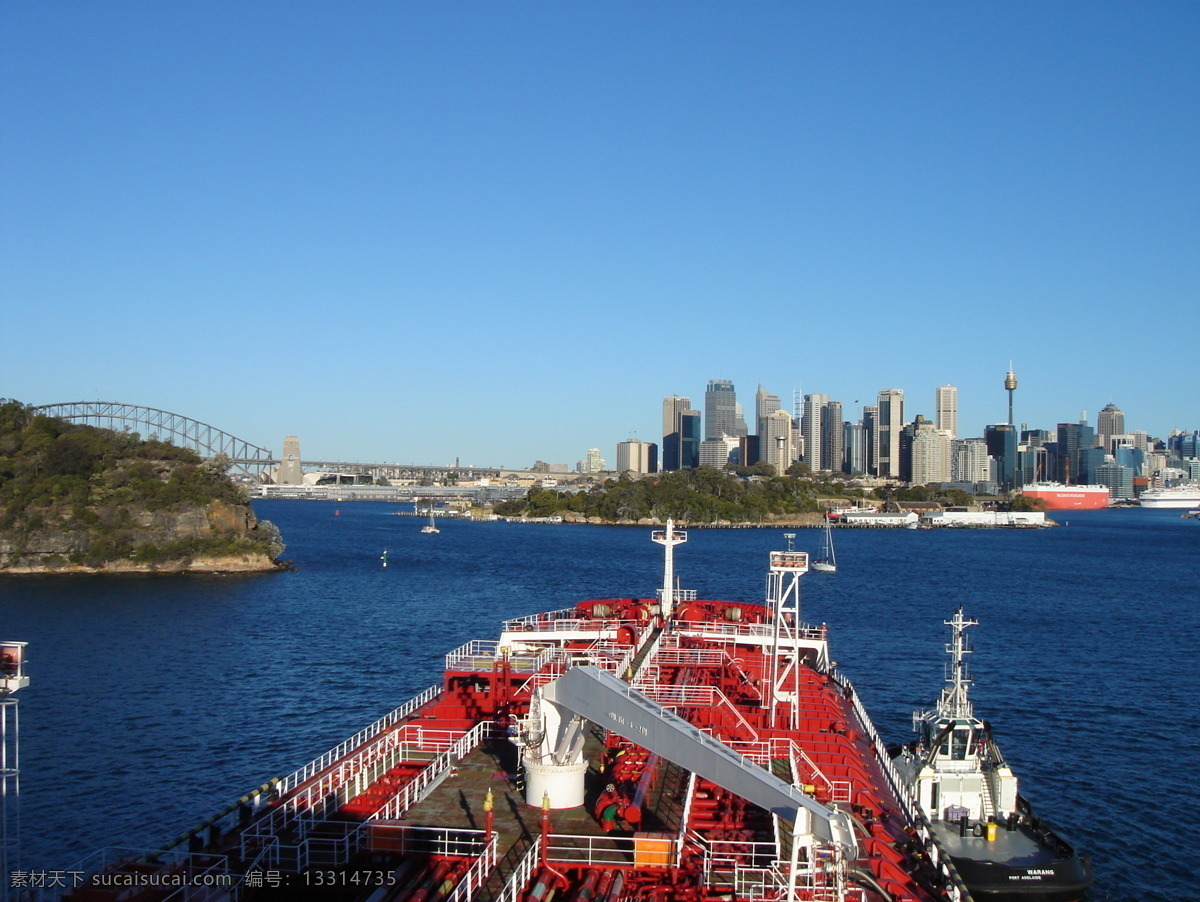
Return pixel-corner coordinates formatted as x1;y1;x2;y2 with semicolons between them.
862;405;879;475
877;389;904;479
985;423;1018;492
761;409;793;474
616;439;657;476
680;410;701;470
704;379;741;441
802;394;828;471
699;436;738;468
822;399;844;475
911;419;952;486
755;385;781;440
935;385;958;439
1097;403;1124;452
845;420;866;474
662;396;692;471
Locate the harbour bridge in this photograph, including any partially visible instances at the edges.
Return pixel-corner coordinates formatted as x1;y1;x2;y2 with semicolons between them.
31;401;505;484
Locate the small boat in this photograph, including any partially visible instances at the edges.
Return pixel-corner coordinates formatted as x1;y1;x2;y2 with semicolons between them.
812;511;837;572
892;608;1094;901
420;506;439;534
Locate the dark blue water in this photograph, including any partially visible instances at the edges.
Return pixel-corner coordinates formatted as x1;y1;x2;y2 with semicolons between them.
2;502;1196;900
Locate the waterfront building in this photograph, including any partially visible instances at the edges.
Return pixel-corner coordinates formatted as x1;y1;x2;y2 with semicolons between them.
935;385;958;439
1095;461;1134;500
911;420;952;486
1097;403;1125;452
616;439;657;476
802;394;828;471
952;438;991;485
704;380;745;442
877;389;904;479
761;408;793;475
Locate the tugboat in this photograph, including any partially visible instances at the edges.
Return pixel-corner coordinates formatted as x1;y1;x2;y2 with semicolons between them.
892;608;1094;901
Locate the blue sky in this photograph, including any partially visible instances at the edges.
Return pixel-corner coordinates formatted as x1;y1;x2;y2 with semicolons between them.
2;2;1196;468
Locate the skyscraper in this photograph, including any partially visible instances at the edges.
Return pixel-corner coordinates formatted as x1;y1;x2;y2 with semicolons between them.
1097;403;1125;453
755;385;781;440
822;399;844;474
661;396;692;471
704;379;740;442
761;409;793;474
877;389;904;479
862;405;879;475
935;385;958;439
802;394;828;471
911;419;952;486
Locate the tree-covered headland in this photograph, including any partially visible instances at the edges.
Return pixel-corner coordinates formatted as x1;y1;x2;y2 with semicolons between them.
0;400;284;571
494;466;980;525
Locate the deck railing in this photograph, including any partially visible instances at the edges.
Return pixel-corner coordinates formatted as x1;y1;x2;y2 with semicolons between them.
492;837;542;902
277;683;440;795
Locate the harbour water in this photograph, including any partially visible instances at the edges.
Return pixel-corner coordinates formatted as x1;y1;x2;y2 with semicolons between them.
2;500;1196;901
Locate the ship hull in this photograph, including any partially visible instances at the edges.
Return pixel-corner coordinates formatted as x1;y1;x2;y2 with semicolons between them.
950;847;1095;901
1020;484;1110;510
1139;492;1200;508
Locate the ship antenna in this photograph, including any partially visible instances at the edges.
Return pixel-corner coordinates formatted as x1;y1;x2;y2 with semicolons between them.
939;607;978;721
652;518;688;619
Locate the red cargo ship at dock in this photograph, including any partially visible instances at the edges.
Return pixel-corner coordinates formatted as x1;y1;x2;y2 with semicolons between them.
1018;483;1110;511
62;523;971;902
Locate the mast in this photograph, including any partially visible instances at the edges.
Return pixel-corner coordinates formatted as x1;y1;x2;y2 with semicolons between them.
767;544;809;731
938;608;977;721
652;519;687;619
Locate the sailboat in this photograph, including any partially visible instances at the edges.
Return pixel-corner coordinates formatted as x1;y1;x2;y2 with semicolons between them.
420;505;439;534
812;511;837;572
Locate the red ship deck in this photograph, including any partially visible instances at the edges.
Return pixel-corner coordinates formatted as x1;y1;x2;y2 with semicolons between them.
61;534;968;902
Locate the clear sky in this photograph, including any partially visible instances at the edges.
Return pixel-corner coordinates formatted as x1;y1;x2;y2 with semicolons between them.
2;2;1196;468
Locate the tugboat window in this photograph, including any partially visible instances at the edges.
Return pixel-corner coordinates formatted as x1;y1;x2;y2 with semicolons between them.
951;728;970;760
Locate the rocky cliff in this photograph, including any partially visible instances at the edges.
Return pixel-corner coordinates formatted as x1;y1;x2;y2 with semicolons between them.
0;497;285;573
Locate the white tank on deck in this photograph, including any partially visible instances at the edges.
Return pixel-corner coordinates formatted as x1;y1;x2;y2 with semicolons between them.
523;756;588;809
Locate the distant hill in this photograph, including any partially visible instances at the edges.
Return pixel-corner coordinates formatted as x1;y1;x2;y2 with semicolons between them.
0;399;284;573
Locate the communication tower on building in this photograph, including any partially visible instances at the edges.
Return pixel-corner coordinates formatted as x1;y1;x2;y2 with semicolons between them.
1004;364;1018;426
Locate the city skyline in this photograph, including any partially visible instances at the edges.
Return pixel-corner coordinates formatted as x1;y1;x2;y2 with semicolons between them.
3;4;1196;467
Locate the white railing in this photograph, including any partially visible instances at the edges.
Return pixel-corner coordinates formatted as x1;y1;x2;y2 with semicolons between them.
501;608;578;630
370;721;492;820
636;684;759;740
445;639;500;671
493;837;542;902
445;833;499;902
278;683;440;794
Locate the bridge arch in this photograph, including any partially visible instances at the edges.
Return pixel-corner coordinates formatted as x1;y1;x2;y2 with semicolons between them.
32;402;277;477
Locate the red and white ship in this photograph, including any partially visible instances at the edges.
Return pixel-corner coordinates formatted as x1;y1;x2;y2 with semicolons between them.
65;523;971;902
1019;482;1110;511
